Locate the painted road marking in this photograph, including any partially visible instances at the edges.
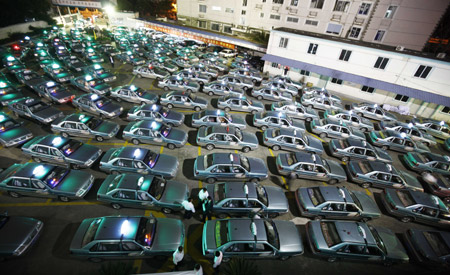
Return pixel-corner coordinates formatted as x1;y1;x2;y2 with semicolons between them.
127;75;136;85
309;133;325;143
198;180;202;189
268;149;289;189
160;145;164;154
198;146;201;156
114;64;125;75
365;188;372;196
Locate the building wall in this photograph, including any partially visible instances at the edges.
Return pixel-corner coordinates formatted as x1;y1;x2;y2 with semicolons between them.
264;29;450;121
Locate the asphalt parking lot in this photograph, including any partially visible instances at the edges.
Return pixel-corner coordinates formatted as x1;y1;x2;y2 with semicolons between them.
1;48;449;275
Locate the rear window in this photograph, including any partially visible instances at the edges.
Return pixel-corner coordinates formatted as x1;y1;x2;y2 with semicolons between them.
82;218;102;247
422;231;450;257
357;162;370;174
214;183;225;203
396;190;415;207
320;222;341;247
308;187;325;206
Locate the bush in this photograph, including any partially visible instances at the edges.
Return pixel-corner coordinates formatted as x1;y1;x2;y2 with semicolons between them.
220;257;262;275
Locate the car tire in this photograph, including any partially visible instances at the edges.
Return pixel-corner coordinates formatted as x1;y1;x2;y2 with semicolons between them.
61;132;69;138
319;133;327;139
279;255;290;261
360;217;371;222
167;104;174;109
261;125;267;131
268;212;279;218
307;105;313;109
32;156;42;163
400;216;413;223
360;182;371;189
250;178;259;183
327;257;337;263
95;136;104;142
111;203;122;210
167;143;176;150
164;86;169;91
306;117;312;122
206;144;215;150
59;196;70;202
140;101;146;106
206;177;216;184
208;91;214;96
243;86;248;91
341;156;349;162
242;147;251;153
137;74;142;78
444;196;450;203
88;257;103;263
194;106;201;111
381;145;389;151
272;145;280;151
162;208;172;214
132;139;140;145
224;107;231;112
257;95;263;100
8;191;20;198
199;81;204;85
328;179;338;185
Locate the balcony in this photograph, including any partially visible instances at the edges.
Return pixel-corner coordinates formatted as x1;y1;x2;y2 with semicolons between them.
354;18;365;25
331;14;341;22
308;11;318;18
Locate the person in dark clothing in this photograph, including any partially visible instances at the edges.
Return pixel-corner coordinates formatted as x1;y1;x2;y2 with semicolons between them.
283;66;289;75
202;196;213;223
109;54;115;68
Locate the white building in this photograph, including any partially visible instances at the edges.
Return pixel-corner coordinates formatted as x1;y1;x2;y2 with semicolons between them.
177;0;449;51
262;28;450;120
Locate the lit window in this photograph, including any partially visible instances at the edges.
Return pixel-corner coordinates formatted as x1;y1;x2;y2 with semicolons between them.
361;86;375;93
385;6;397;18
374;57;389;69
374;30;385;42
394;94;409;102
339;50;352;61
414;65;432;79
279;37;289;48
310;0;324;9
308;43;318;54
358;3;371;15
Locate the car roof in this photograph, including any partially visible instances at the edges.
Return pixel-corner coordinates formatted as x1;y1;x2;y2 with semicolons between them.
114;147;151;161
263;111;288;119
224;182;258;199
334;221;376;246
293;152;324;166
227;219;267;242
275;128;304;138
139;104;162;112
367;161;392;173
63;113;92;122
201;110;226;117
211;153;241;166
209;126;238;135
318;186;354;204
133;120;163;130
166;91;191;97
422;152;449;163
324;117;347;127
115;174;155;191
346;138;366;148
384;129;410;139
36;135;71;147
409;190;447;211
14;162;54;179
94;216;140;241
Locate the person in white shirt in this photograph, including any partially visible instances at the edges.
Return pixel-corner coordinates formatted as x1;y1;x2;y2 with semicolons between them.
172;246;184;271
182;198;195;219
198;188;209;203
213;250;223;273
194;263;203;275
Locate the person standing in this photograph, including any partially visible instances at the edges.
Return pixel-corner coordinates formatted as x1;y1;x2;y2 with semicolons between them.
109;54;115;68
198;187;209;204
283;66;289;76
172;246;184;271
182;198;195;219
202;196;213;223
213;250;223;274
194;263;203;275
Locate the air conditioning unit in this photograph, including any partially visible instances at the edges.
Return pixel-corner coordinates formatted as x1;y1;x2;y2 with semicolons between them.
437;52;446;59
395;46;404;51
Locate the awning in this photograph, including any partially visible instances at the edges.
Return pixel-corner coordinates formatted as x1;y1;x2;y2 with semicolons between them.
262;54;450;107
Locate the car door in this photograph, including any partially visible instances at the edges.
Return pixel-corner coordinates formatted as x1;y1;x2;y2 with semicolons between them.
340;127;350;138
227;134;240;149
222;199;247;214
111;190;137;207
112;158;134;172
76;123;91;136
295;163;315;179
121;241;145;257
232;166;247;179
31;145;52;162
321;202;347;218
337;244;371;261
267;117;279;128
62;122;78;135
90;242;123;258
137;191;156;208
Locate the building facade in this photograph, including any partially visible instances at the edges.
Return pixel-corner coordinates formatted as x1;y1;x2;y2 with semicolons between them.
177;0;449;51
262;28;450;120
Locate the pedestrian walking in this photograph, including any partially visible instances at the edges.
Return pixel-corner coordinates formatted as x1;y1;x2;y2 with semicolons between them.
283;66;289;76
202;196;213;223
172;246;184;271
109;54;115;68
182;198;195;219
194;263;203;275
213;250;223;274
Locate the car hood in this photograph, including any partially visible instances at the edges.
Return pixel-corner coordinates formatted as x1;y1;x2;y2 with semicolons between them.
35;107;63;120
68;144;100;162
100;102;121;114
167;128;187;142
70;218;94;250
248;158;268;176
99;72;114;79
0;217;40;252
194;97;208;105
408;229;450;263
376;226;409;261
242;132;258;145
352;191;381;217
266;186;289;212
307;136;324;153
51;89;73;100
150;218;184;252
153;154;178;177
94;121;118;135
351;129;366;139
231;116;246;127
0;126;31;142
273;220;303;254
400;171;424;191
252;100;264;109
326;160;347;179
166;111;184;122
159;181;189;205
141;92;158;101
53;170;92;194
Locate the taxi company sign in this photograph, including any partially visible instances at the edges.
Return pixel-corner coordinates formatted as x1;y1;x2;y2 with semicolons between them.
52;0;102;8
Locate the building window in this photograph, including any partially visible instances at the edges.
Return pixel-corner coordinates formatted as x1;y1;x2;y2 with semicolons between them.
414;65;432;79
339;49;352;61
331;78;343;85
273;0;284;3
270;14;281;20
287;17;299;23
374;30;385;42
300;70;311;76
260;13;264;18
262;0;266;2
291;0;298;6
223;25;232;33
441;107;450;114
374;57;389;69
305;20;319;26
271;62;279;68
326;23;342;35
310;0;324;9
212;6;221;11
279;37;289;48
349;27;361;38
241;10;246;15
243;0;247;6
199;5;207;13
358;3;371;15
307;43;318;54
361;86;375;93
198;21;207;28
211;23;220;31
334;1;350;12
225;8;234;13
385;6;397;18
394;94;409;102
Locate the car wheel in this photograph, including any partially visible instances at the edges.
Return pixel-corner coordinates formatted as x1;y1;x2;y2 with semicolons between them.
88;257;103;263
206;144;215;150
361;127;367;133
224;107;231;112
279;255;290;261
59;196;70;202
306;117;312;122
444;196;450;203
319;133;327;139
132;139;140;145
268;212;279;218
217;213;228;219
381;145;389;151
242;146;251;153
257;95;263;100
137;74;142;78
111;203;122;210
261;125;267;131
252;79;257;84
327;257;337;263
194;106;201;111
111;170;120;175
95;136;104;142
61;132;69;138
164;86;169;91
272;145;280;151
167;143;176;150
307;105;313;109
156;77;161;81
100;114;106;119
208;91;214;96
400;216;413;223
328;179;338;185
8;191;20;198
32;156;42;163
162;207;172;214
360;182;371;189
250;178;259;183
206;177;216;184
167;104;174;109
341;156;349;162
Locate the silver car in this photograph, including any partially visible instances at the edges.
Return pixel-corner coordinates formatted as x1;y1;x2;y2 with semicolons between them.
202;81;243;97
197;126;258;152
323;110;374;132
271;101;319;122
251;87;292;102
351;103;397;122
253;111;305;132
110;85;158;105
133;65;170;80
310;118;366;141
217;75;254;91
367;130;430;153
413;119;450;140
229;68;262;83
192;110;246;129
261;81;299;97
157;76;200;93
72;93;123;119
173;69;211;85
190;64;218;78
380;121;437;147
217;95;264;114
329;138;392;163
160;91;208;111
123;120;187;149
263;75;303;90
301;94;344;111
8;97;63;125
127;104;185;127
264;128;324;153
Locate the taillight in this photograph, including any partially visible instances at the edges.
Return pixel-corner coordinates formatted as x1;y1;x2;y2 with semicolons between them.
265;138;268;141
197;138;200;142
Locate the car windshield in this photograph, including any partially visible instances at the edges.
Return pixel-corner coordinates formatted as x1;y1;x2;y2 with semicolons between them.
320;222;341;247
396;190;415;206
368;226;387;255
44;166;69;188
81;218;102;247
136;217;157;247
264;220;280;249
286;153;298;166
240;156;250;171
256;184;268;206
85;118;102;130
308;187;325;206
235;128;243;140
93;98;111;108
422;231;450;257
28;102;49;112
143;151;159;168
214;183;226;202
188;94;196;101
158;107;169;118
160;125;171;137
271;129;280;138
60;140;82;156
148;177;166;200
0;119;20;131
215;220;229;248
349;191;363;210
107;175;122;193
